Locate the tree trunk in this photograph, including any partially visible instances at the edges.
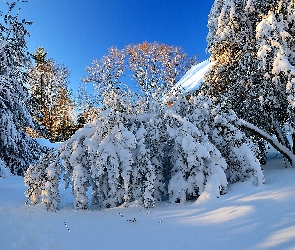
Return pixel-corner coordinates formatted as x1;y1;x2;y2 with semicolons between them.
238;119;295;167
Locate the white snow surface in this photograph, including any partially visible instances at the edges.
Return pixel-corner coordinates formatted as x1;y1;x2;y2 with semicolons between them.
35;138;61;149
173;59;211;93
1;148;295;249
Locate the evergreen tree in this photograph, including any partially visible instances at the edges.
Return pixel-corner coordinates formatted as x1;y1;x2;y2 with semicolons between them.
28;47;75;142
204;0;295;163
0;1;43;175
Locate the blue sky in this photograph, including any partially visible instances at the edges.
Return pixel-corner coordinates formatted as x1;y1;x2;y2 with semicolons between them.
2;0;214;93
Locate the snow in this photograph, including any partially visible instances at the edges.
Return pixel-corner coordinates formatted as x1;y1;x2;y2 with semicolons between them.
273;53;295;75
35;138;61;149
172;59;211;93
0;158;11;178
1;148;295;249
239;119;295;167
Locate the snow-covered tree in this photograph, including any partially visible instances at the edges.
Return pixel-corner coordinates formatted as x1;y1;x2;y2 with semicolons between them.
204;0;295;164
79;42;197;115
255;3;295;149
25;91;264;210
166;94;264;194
24;149;61;211
0;1;43;175
131;124;156;207
165;110;227;203
58;88;138;209
25;33;267;210
59;125;96;209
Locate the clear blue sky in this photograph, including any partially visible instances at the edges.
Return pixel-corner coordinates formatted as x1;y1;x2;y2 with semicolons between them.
1;0;214;93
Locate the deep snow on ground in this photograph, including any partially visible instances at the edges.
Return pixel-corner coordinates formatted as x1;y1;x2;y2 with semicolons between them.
1;148;295;250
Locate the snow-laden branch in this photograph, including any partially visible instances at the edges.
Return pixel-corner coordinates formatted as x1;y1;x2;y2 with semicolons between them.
238;119;295;167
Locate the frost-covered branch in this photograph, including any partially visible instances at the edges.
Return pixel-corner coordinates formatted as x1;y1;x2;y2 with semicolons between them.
238;119;295;167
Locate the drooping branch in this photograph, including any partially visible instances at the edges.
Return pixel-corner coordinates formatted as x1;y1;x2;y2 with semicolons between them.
238;119;295;167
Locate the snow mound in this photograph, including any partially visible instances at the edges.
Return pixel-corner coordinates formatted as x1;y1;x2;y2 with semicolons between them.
35;138;61;149
173;59;211;93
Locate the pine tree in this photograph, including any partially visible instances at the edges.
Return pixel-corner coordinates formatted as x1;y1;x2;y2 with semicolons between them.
28;47;75;142
0;1;43;175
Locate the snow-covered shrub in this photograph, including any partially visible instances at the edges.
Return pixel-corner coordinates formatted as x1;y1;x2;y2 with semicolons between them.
25;91;265;210
24;150;61;211
170;94;264;185
59;124;96;209
131;124;156;207
165;110;227;203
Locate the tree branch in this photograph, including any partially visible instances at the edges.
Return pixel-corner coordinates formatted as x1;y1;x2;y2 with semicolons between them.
238;119;295;167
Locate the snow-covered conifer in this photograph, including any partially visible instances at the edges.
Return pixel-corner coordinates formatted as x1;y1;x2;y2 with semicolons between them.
255;2;295;148
205;0;295;163
0;1;43;175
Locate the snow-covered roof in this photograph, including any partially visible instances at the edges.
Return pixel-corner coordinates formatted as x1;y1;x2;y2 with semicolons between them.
173;59;211;93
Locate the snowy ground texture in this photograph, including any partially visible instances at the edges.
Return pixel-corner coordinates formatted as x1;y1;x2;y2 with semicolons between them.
1;150;295;250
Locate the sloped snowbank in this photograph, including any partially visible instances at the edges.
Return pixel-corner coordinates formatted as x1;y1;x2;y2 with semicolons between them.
172;59;211;93
1;154;295;249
